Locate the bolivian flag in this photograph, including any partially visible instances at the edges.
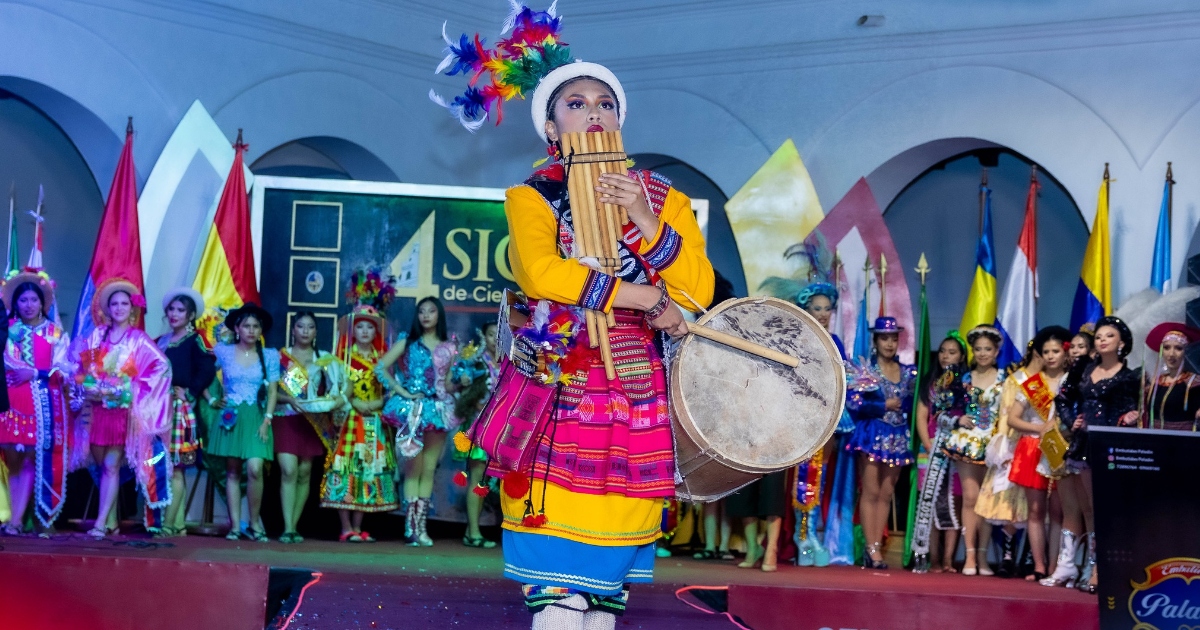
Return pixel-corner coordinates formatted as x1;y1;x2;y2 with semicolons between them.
192;134;260;343
1070;169;1111;332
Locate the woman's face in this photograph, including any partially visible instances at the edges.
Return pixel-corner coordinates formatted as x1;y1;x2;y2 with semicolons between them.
1040;339;1067;371
938;339;963;368
805;295;834;330
165;299;192;330
236;316;262;346
875;333;899;360
15;290;42;323
418;301;439;333
107;291;132;326
1095;325;1122;358
484;324;498;356
354;319;377;346
1069;335;1091;360
292;316;316;348
972;337;998;369
1162;338;1187;371
544;78;619;140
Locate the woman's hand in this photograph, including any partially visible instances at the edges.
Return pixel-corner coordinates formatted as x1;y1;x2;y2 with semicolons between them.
596;173;655;234
648;303;689;339
172;386;188;401
921;438;933;455
208;396;226;409
351;399;370;414
1072;415;1086;431
958;415;975;429
885;397;902;412
1118;411;1139;427
1038;422;1055;435
257;419;270;442
7;367;35;385
276;392;294;406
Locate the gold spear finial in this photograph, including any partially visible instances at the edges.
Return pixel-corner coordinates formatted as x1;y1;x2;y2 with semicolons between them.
916;253;930;286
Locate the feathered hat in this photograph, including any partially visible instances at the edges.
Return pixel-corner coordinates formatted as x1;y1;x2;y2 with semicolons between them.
760;232;840;310
430;1;626;142
338;266;396;354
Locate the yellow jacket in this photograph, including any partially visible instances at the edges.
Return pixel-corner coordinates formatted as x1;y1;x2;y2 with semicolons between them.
505;180;715;312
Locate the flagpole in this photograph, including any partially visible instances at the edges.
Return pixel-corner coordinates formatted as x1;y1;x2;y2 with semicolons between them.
878;253;888;317
6;183;13;276
1030;164;1039;308
979;167;988;236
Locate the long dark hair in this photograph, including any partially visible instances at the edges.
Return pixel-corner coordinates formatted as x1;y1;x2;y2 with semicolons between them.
233;312;270;406
920;335;968;406
407;296;448;343
292;310;322;358
13;282;44;314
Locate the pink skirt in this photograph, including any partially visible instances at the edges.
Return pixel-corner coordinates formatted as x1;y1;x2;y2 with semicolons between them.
273;413;326;459
91;407;130;447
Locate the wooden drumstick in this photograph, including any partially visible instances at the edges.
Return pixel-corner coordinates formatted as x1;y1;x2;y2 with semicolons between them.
684;322;800;369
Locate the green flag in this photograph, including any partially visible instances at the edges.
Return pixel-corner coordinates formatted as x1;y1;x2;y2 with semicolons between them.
901;280;931;566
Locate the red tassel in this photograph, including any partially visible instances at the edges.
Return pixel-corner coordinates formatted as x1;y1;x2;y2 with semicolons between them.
521;512;547;528
452;471;468;487
472;484;490;498
503;471;530;499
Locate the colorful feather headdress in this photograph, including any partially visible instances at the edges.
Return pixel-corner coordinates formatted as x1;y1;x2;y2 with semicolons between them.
345;266;396;311
760;232;840;309
430;1;571;132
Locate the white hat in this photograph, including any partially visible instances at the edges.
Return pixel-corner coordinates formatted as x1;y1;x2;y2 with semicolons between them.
530;61;627;143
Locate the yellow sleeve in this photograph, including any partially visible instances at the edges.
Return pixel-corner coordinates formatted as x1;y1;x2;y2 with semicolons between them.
505;185;620;312
638;186;715;312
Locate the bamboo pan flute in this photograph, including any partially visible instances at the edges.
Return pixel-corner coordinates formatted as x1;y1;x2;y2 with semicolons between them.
561;130;628;380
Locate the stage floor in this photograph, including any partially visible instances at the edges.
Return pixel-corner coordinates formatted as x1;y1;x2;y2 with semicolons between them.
0;533;1099;629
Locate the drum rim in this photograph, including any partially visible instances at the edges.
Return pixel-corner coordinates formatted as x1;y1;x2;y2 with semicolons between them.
670;296;846;474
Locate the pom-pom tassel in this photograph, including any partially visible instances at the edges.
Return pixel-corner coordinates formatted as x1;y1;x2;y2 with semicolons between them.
452;470;469;487
472;484;490;498
502;470;530;499
521;512;547;528
452;431;473;454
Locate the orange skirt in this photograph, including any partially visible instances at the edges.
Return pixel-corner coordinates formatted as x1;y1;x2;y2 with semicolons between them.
1008;435;1048;491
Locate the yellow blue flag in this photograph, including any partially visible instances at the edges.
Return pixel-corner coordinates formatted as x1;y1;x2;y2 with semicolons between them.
958;185;998;336
1070;171;1112;331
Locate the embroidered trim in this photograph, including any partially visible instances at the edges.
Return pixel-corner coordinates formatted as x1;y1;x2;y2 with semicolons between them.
579;270;616;311
641;224;682;270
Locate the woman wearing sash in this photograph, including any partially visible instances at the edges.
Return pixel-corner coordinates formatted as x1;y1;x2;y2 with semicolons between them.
1052;316;1138;592
0;271;71;534
911;334;967;574
846;317;917;570
1007;325;1071;582
275;311;343;543
1142;322;1200;431
76;279;172;539
431;6;713;627
321;299;398;541
154;288;216;537
945;326;1006;576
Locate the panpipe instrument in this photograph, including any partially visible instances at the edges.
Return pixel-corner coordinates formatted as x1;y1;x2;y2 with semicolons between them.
561;130;629;380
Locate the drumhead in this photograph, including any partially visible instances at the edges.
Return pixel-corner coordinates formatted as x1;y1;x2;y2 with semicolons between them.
670;297;845;474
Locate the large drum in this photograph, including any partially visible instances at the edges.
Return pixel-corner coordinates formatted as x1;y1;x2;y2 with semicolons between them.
670;297;845;501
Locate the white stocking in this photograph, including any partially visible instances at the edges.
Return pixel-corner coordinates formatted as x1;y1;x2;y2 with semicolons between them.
531;594;587;630
582;610;616;630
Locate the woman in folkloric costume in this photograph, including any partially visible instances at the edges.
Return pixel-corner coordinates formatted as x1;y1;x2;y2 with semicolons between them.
910;333;967;574
0;270;70;535
320;277;398;542
449;321;501;549
974;342;1036;578
153;287;217;537
206;303;280;542
275;311;344;543
376;295;458;547
1050;316;1138;593
846;317;917;570
1141;322;1200;431
430;5;713;628
74;279;173;538
1007;325;1072;583
944;326;1006;576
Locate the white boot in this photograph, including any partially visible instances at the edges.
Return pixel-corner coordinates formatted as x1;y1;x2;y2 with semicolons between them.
532;594;587;630
1040;529;1080;587
582;610;616;630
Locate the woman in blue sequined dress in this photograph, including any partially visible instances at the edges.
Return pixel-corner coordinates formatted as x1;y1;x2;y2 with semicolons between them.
846;316;916;569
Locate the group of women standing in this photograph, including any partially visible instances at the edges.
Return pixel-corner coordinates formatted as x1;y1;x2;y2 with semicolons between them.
0;265;501;547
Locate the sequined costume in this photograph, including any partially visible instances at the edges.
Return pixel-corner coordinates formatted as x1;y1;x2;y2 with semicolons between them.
845;358;917;467
380;335;458;455
1057;362;1138;472
944;371;1005;464
911;368;966;558
974;370;1030;525
1;319;72;526
320;346;398;512
207;344;280;461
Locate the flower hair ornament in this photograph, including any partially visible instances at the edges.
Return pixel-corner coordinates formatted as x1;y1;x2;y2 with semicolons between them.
429;1;627;141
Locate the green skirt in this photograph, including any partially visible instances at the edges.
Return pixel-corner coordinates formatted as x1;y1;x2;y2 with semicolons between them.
204;402;274;461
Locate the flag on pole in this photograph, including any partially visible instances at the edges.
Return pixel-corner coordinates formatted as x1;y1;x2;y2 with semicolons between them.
5;185;16;276
902;266;931;566
192;129;260;342
26;185;44;270
1150;165;1173;293
995;168;1039;368
73;118;146;339
852;278;872;361
1070;167;1112;331
958;185;998;336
